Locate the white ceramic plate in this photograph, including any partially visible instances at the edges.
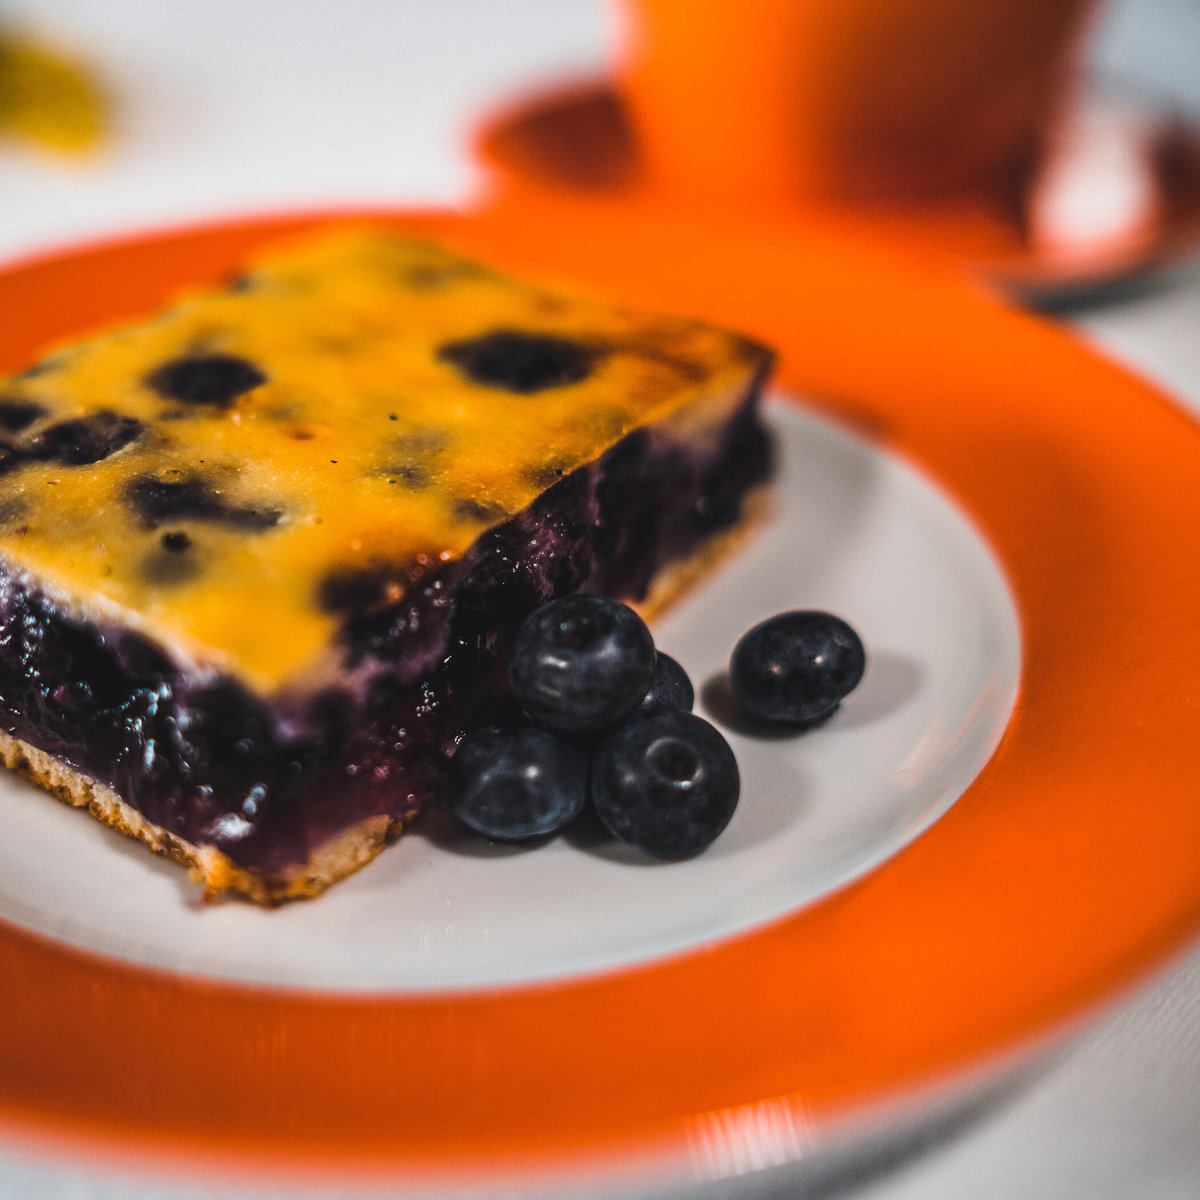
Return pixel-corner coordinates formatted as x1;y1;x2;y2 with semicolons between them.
0;398;1021;992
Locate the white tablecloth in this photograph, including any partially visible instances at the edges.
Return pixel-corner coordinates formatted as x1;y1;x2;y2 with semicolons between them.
1;1;1198;1196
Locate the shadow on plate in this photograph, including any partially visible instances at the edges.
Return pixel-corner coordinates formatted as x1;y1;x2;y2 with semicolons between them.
700;651;923;739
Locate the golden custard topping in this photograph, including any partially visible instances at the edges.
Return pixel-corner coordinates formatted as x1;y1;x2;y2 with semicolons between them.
0;230;765;695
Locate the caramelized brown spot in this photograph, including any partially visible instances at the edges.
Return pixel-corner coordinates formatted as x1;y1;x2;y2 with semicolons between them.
522;462;567;489
453;497;507;524
141;545;201;585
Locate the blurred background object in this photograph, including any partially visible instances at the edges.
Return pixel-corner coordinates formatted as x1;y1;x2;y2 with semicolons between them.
619;0;1096;207
0;25;106;153
476;0;1200;298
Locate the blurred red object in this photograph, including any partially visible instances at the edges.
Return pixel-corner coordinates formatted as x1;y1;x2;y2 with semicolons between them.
476;2;1200;297
618;0;1096;208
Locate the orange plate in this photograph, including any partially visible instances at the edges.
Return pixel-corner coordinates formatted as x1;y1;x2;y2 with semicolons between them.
2;203;1200;1183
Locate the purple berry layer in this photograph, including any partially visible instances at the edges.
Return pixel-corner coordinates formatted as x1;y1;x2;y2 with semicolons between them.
0;392;770;875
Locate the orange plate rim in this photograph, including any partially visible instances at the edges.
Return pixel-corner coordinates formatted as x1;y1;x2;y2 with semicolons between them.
0;207;1199;1183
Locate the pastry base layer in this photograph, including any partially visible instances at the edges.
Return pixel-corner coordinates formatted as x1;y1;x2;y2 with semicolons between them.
0;729;414;904
0;494;766;905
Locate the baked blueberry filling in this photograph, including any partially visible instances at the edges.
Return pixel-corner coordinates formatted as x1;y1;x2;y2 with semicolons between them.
0;391;768;873
0;388;769;878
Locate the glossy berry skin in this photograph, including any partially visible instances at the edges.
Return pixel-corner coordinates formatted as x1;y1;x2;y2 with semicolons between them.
448;726;587;841
508;595;656;732
591;710;739;858
730;610;865;724
639;650;695;712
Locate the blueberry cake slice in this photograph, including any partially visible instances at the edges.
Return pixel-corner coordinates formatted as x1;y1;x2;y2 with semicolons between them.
0;229;772;902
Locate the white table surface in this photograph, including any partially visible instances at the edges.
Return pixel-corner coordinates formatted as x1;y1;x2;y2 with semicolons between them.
1;1;1199;1196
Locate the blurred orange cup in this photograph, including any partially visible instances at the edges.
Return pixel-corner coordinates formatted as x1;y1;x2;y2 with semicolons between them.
618;0;1098;208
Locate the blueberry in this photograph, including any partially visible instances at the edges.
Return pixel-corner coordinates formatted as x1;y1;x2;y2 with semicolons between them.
730;611;865;725
144;354;266;407
126;475;221;524
126;474;282;530
448;725;587;841
639;651;694;712
508;595;656;732
438;330;594;393
27;410;143;465
0;397;46;432
591;709;739;858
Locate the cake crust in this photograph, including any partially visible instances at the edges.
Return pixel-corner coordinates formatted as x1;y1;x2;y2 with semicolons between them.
0;728;415;904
